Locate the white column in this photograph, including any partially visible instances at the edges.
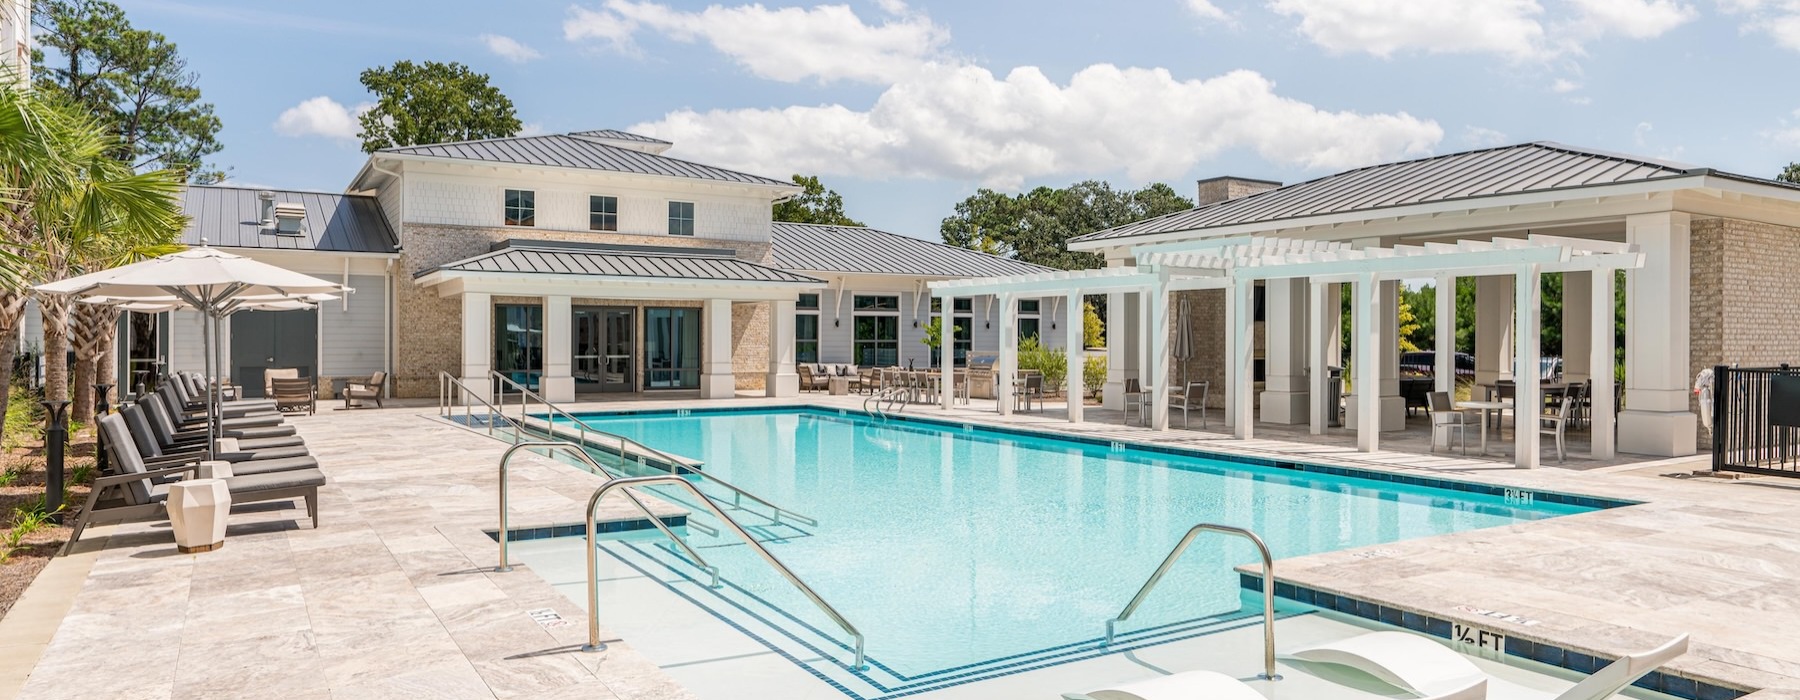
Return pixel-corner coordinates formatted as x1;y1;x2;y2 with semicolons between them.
1260;278;1308;424
1149;277;1172;431
1475;275;1515;387
1231;277;1255;438
1103;291;1131;410
940;294;955;411
1619;212;1697;456
700;298;735;399
997;293;1016;416
1563;272;1592;384
1223;289;1235;429
1354;274;1380;452
1308;279;1331;435
459;292;492;405
1591;271;1617;459
766;298;798;398
1515;264;1542;468
1065;290;1084;424
1378;280;1405;430
1434;274;1455;395
542;295;574;402
1138;288;1151;394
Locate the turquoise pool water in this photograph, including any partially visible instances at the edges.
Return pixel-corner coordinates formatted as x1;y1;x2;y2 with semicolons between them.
564;408;1599;682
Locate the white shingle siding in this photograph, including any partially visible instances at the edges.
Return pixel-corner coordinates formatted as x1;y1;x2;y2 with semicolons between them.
377;183;403;246
403;169;773;243
319;274;388;378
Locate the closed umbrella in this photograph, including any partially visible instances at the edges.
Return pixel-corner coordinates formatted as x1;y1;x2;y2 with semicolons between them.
1173;294;1195;388
37;247;350;454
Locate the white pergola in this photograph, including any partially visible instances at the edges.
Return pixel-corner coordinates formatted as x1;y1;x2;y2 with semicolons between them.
928;234;1645;468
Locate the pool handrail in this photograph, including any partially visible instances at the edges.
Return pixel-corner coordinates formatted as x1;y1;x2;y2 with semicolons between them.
489;371;819;528
497;440;719;587
439;371;528;442
582;474;867;671
1103;522;1281;681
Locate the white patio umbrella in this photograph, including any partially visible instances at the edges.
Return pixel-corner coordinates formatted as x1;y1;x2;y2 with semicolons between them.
37;247;350;454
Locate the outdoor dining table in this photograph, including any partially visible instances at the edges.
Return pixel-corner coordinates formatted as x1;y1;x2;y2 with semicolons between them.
1455;400;1513;456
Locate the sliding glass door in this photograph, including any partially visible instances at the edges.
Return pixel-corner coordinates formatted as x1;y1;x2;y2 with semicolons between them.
644;307;700;389
573;306;634;393
494;304;543;390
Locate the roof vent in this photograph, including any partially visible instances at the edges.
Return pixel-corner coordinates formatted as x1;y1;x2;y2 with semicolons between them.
272;202;306;236
257;190;275;225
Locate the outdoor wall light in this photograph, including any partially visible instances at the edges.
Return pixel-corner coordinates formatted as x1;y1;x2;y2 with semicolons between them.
912;320;919;328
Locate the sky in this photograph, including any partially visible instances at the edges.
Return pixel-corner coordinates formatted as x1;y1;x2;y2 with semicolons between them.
111;0;1800;241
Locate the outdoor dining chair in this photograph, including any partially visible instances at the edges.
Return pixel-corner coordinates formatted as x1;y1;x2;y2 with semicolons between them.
1427;391;1474;455
1539;392;1575;462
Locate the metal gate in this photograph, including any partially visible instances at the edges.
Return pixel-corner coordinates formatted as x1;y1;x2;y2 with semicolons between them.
1713;365;1800;476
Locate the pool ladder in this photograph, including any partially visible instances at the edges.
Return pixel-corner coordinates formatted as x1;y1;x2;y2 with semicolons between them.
1102;523;1281;682
863;383;912;419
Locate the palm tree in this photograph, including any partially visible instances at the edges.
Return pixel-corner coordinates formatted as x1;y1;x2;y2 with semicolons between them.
68;234;182;422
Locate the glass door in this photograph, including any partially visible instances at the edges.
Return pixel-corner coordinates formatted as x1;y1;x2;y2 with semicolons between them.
644;307;700;389
574;306;635;393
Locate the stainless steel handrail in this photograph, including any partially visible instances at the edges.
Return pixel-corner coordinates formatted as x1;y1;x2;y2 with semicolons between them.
1103;523;1281;681
582;474;867;671
497;441;719;588
440;372;525;443
489;371;819;528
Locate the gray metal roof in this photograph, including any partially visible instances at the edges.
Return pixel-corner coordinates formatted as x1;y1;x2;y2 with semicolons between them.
380;133;793;188
568;129;671;145
1072;142;1761;245
770;222;1056;278
179;185;398;253
426;240;822;285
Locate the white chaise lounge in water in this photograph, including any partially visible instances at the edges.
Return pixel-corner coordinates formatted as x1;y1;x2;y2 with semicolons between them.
1285;630;1691;700
1062;669;1486;700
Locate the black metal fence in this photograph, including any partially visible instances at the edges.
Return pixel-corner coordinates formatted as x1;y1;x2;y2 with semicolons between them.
1713;365;1800;476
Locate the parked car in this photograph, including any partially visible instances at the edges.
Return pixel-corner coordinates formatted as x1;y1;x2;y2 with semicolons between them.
1399;351;1476;379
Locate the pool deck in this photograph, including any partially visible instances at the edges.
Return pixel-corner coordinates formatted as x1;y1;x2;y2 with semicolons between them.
4;393;1799;698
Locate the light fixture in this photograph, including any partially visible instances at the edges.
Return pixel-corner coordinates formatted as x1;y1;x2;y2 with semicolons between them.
834;319;840;327
912;320;919;328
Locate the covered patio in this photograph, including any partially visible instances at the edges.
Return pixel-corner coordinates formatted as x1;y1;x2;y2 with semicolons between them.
928;234;1645;469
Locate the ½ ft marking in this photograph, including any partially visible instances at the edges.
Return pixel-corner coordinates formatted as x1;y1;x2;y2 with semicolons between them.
1452;622;1505;652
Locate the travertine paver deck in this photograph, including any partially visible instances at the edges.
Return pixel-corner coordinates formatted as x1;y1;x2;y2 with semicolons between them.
11;392;1800;698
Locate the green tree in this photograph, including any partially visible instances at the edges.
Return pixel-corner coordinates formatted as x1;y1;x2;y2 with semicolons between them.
773;174;863;226
32;0;224;179
357;60;521;153
939;181;1194;270
1780;163;1800;184
1082;301;1104;348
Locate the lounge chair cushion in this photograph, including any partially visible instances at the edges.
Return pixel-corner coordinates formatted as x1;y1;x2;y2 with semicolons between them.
217;455;320;476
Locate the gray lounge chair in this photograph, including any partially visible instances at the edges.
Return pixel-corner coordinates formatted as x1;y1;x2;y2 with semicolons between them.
146;391;297;441
122;404;311;467
174;371;278;413
158;385;287;430
64;414;326;554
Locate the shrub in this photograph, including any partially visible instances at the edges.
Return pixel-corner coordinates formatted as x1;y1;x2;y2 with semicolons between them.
1016;336;1068;395
1084;355;1107;397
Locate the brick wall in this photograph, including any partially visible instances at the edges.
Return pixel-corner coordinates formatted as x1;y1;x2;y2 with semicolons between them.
1688;216;1800;446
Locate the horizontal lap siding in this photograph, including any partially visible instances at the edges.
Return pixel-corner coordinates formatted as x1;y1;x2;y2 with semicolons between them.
320;274;389;379
169;310;207;374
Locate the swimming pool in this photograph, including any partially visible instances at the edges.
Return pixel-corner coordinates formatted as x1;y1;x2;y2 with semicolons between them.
558;408;1611;694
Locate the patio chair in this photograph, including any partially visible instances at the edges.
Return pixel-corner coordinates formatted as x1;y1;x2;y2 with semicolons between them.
1539;392;1574;462
1427;391;1473;455
158;385;285;429
263;368;299;397
172;371;277;415
64;414;327;554
121;404;310;467
1171;381;1209;429
858;367;881;395
1017;374;1044;412
148;389;297;441
797;365;825;393
341;371;385;409
270;377;317;416
1287;630;1687;700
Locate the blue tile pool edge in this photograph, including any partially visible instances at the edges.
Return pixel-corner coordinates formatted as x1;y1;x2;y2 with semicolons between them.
557;404;1642;512
1235;573;1749;700
483;514;689;542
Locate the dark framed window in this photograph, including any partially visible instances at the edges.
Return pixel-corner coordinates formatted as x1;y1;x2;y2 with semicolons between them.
953;316;972;365
1018;318;1040;343
1253;284;1266;323
644;307;701;389
589;195;619;231
494;304;543;390
954;298;972;313
1018;299;1040;315
854;315;899;367
504;189;535;227
796;314;820;364
853;295;899;311
668;201;695;236
798;293;820;311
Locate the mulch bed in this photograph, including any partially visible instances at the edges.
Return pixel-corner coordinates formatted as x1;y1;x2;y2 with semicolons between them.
0;433;95;622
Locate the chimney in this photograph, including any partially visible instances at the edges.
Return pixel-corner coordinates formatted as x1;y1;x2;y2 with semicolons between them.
257;190;276;225
1196;176;1280;206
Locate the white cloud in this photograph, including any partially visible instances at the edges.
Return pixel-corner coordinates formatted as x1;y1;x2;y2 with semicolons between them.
1551;78;1581;93
1766;108;1800;147
630;64;1442;189
518;122;547;137
1267;0;1548;59
1185;0;1232;23
563;0;949;84
272;96;369;141
1462;126;1509;147
480;33;543;63
1565;0;1696;39
1634;121;1655;147
1718;0;1800;50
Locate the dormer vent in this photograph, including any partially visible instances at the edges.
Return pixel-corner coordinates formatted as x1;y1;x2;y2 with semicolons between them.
272;202;306;236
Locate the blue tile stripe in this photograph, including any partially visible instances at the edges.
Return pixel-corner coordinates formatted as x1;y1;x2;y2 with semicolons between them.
482;514;688;542
1237;574;1748;700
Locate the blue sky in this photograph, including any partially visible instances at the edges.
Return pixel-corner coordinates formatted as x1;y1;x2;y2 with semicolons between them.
114;0;1800;240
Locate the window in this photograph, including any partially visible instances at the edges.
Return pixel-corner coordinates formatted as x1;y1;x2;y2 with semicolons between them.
954;298;971;314
493;304;543;390
798;293;820;311
589;195;618;232
1018;298;1041;343
796;314;820;364
854;316;899;367
1253;284;1266;323
504;189;534;227
853;295;899;311
668;201;695;236
644;307;701;389
953;316;972;366
1018;299;1040;315
1018;318;1041;343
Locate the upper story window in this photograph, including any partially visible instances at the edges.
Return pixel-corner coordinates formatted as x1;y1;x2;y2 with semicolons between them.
504;189;535;227
589;195;619;232
668;201;695;236
1018;299;1040;315
798;293;820;311
853;295;899;312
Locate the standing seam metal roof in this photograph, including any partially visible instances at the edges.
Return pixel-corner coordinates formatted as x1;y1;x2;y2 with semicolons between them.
379;133;794;188
769;222;1056;278
426;243;822;284
568;129;672;145
179;185;398;253
1070;142;1770;245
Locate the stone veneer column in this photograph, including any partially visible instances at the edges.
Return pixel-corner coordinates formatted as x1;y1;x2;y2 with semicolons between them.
459;292;492;404
1619;212;1697;456
700;298;735;399
541;295;574;402
765;299;798;398
1259;278;1308;424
